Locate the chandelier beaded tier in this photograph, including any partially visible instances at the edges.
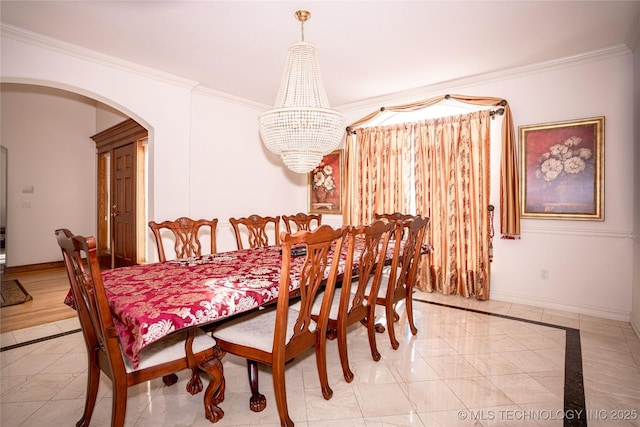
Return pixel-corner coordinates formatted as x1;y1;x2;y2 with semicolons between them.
258;10;345;174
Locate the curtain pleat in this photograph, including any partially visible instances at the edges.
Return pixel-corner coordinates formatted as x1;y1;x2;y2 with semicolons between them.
348;124;413;226
414;111;491;299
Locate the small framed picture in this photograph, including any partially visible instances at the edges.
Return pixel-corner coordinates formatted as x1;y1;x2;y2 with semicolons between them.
520;117;604;220
308;149;343;214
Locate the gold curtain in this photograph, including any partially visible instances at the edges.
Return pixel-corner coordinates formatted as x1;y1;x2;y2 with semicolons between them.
345;94;520;238
414;111;491;299
344;123;413;226
344;95;508;300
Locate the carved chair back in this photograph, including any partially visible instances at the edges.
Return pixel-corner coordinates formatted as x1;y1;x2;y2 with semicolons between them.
282;212;322;233
149;217;218;262
229;214;280;250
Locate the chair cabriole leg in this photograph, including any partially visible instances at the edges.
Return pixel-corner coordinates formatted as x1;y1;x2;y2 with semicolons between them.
111;382;128;427
77;351;100;427
199;356;226;422
366;307;381;361
247;360;266;412
406;292;418;335
272;361;294;426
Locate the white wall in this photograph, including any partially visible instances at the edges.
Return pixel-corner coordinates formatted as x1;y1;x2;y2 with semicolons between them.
187;90;307;252
0;84;97;265
96;103;127;132
339;48;635;321
0;26;636;322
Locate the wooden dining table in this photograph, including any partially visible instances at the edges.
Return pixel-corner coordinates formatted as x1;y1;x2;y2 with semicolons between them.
65;241;373;369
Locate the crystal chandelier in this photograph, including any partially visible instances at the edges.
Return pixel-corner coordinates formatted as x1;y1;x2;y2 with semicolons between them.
258;10;345;174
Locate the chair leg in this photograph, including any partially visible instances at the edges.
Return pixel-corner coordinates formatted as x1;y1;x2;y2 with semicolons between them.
336;319;354;383
372;303;387;333
315;338;334;399
247;360;266;412
365;307;381;362
199;355;226;423
162;374;178;386
186;367;203;394
326;326;338;340
76;352;100;427
111;381;128;427
385;302;399;349
272;360;294;427
405;292;418;335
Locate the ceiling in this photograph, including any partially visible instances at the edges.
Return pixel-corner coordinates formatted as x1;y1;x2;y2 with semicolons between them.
1;1;639;108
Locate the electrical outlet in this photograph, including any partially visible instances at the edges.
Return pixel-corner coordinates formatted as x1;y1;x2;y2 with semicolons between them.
540;269;548;280
22;201;32;208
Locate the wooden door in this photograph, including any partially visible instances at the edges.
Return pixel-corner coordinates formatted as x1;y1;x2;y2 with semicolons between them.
93;119;147;268
112;143;137;266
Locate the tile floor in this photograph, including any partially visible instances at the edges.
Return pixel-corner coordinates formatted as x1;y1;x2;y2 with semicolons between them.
1;291;639;427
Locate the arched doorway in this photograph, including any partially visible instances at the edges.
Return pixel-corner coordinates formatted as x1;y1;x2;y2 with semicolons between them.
0;82;148;270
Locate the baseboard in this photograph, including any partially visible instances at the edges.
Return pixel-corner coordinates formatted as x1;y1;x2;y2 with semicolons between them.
5;261;65;274
631;312;640;340
491;291;631;322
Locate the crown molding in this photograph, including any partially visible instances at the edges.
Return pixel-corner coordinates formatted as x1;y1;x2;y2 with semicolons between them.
192;84;267;110
1;23;199;90
338;44;632;112
1;23;270;110
2;23;633;112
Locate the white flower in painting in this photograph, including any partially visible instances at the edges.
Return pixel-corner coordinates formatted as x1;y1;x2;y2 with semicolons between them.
564;157;585;175
540;158;563;181
578;148;592;160
534;134;593;187
564;136;582;146
549;144;569;158
312;163;336;193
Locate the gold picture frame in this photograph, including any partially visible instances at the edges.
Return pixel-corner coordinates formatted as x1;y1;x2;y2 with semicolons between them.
308;149;343;214
520;116;604;220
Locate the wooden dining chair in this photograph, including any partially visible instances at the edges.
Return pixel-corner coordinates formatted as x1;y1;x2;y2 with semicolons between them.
212;225;348;427
374;212;414;236
55;228;225;427
148;217;218;261
306;220;394;383
366;216;429;349
229;214;280;249
282;212;322;233
374;212;415;222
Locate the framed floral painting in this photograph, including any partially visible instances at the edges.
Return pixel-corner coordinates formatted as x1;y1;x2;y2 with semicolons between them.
520;116;604;220
308;149;343;214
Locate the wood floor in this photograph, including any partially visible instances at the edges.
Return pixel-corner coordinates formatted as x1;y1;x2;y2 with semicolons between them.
1;267;76;334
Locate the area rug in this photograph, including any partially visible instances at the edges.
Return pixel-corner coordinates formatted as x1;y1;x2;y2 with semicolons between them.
1;279;33;307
